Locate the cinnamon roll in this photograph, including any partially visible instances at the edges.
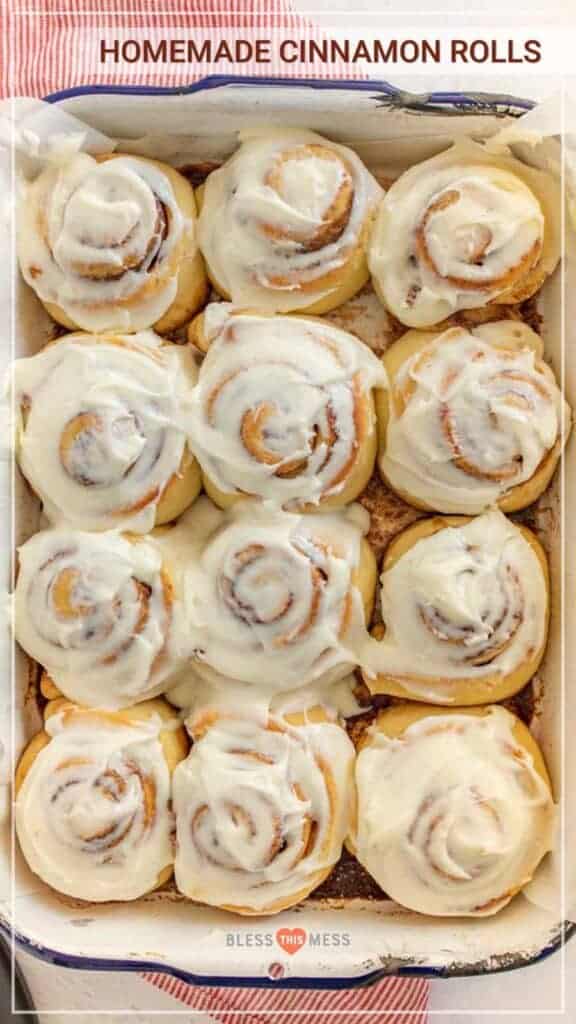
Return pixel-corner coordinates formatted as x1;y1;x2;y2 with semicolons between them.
15;698;188;901
14;332;201;531
369;141;560;328
377;321;570;513
15;527;182;709
181;498;376;692
362;510;549;705
197;130;382;315
351;704;555;917
187;305;386;509
18;152;208;333
173;706;354;914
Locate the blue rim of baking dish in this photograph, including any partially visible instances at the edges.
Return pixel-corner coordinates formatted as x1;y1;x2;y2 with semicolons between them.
6;74;570;990
43;73;536;116
2;919;575;989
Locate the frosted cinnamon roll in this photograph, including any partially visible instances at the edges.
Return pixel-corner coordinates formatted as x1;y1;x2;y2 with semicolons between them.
351;704;555;917
181;498;376;692
362;510;549;705
377;321;569;513
15;698;188;902
18;152;207;333
197;130;382;315
174;706;354;914
369;141;560;328
14;527;183;709
187;306;386;509
14;332;201;531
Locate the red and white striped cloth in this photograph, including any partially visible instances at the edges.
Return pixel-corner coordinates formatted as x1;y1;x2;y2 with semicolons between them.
143;970;430;1022
0;0;369;97
1;0;430;1018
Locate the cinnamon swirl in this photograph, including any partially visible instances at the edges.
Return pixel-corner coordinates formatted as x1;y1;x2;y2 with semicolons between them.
362;510;549;705
187;305;386;509
351;704;555;916
173;706;354;914
197;130;382;314
369;141;560;328
15;698;188;902
15;527;183;709
18;152;208;333
377;321;570;513
180;497;376;692
14;332;201;531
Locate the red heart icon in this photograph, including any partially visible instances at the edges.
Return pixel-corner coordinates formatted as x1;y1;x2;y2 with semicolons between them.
275;927;307;955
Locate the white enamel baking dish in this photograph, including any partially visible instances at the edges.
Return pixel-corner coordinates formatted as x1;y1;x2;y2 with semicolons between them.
0;76;574;992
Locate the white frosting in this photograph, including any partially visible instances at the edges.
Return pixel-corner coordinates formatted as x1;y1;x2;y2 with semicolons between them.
173;710;354;911
198;130;382;313
18;153;187;332
186;306;386;506
381;324;567;514
16;709;174;901
362;510;547;702
180;497;368;692
355;707;555;916
166;669;365;722
14;528;180;709
14;332;196;532
369;142;554;328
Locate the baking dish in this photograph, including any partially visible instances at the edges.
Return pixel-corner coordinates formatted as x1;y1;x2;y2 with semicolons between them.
0;74;574;993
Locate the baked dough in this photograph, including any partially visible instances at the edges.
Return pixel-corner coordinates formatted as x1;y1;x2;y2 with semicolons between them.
173;705;354;914
18;153;207;333
369;141;560;328
15;698;188;901
350;703;554;916
188;305;386;509
362;509;549;705
197;130;382;314
376;321;570;514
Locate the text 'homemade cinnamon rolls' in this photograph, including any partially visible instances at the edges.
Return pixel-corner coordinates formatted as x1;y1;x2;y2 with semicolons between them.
15;699;188;901
15;527;183;709
179;497;376;692
368;141;560;328
362;510;549;705
197;130;382;314
173;706;354;914
351;705;555;917
14;332;201;532
377;321;570;514
18;152;208;333
187;305;387;509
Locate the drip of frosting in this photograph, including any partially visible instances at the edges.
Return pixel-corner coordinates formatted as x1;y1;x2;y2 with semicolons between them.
166;670;366;722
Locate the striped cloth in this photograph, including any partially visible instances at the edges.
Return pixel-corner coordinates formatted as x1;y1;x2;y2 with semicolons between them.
143;970;430;1022
0;0;368;97
2;0;430;1018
